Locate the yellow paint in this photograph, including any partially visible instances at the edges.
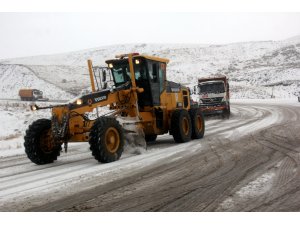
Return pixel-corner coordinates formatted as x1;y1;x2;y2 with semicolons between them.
87;59;96;92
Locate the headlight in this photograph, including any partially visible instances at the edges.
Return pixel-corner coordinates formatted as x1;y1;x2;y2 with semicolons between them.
76;99;83;105
30;104;38;111
108;63;113;68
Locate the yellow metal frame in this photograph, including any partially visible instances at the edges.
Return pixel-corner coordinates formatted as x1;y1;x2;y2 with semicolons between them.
87;60;96;92
134;54;169;64
51;53;190;143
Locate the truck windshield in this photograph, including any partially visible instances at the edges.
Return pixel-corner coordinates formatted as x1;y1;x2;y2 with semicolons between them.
110;62;131;86
199;82;225;94
33;90;42;95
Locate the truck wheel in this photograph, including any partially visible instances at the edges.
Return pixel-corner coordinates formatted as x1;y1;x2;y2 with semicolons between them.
189;108;205;139
24;119;61;165
171;109;192;143
89;117;124;163
145;134;157;142
222;105;231;119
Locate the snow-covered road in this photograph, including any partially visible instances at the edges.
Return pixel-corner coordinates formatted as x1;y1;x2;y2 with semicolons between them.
1;99;300;211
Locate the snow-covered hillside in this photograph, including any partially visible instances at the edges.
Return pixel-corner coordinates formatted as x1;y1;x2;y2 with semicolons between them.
0;64;74;99
1;36;300;99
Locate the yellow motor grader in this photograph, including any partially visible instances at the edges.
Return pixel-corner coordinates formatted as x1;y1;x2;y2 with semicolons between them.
25;53;205;164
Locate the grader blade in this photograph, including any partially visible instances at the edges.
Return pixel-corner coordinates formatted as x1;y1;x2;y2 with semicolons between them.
118;117;147;154
124;130;147;155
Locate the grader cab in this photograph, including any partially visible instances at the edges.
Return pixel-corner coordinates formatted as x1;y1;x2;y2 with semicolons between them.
25;53;205;164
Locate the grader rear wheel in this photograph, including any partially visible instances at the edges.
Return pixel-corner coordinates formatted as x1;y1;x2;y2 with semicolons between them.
189;108;205;139
89;117;124;163
24;119;61;165
171;109;192;143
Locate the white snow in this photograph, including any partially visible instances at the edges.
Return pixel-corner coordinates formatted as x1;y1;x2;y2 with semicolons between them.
236;172;275;198
0;101;51;157
218;171;276;211
0;36;299;99
0;64;74;100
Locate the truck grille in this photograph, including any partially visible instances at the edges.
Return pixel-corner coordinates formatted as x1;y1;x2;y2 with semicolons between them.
201;97;223;104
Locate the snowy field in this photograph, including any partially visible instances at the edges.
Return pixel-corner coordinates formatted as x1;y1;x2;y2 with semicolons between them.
0;100;54;157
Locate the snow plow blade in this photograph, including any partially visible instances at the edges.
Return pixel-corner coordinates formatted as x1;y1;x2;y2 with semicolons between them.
118;117;147;155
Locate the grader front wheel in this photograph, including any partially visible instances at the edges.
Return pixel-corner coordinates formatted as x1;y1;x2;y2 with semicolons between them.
89;117;124;163
24;119;61;165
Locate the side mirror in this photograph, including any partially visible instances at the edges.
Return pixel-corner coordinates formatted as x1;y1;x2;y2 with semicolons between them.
102;71;106;82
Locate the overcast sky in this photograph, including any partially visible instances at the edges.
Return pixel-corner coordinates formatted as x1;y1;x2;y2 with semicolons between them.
0;12;300;59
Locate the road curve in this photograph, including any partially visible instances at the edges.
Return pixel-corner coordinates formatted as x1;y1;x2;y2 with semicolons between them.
1;100;300;211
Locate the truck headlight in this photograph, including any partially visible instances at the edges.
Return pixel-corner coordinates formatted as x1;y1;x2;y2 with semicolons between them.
76;99;83;105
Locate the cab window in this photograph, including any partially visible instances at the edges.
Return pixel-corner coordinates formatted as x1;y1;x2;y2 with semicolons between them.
110;61;131;86
147;61;159;82
158;63;166;93
134;59;147;81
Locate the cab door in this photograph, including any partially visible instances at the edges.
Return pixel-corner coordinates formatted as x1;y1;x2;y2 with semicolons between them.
134;59;153;107
147;61;160;106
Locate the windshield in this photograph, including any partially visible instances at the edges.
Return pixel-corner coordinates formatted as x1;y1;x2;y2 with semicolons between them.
110;61;131;86
33;90;42;95
199;82;225;94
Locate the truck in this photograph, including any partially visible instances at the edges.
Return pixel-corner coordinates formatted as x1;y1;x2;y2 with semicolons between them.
19;89;48;101
195;75;230;118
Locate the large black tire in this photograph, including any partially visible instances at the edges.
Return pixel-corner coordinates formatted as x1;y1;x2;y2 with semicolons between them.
145;134;157;143
24;119;61;165
89;117;124;163
189;108;205;139
171;109;192;143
